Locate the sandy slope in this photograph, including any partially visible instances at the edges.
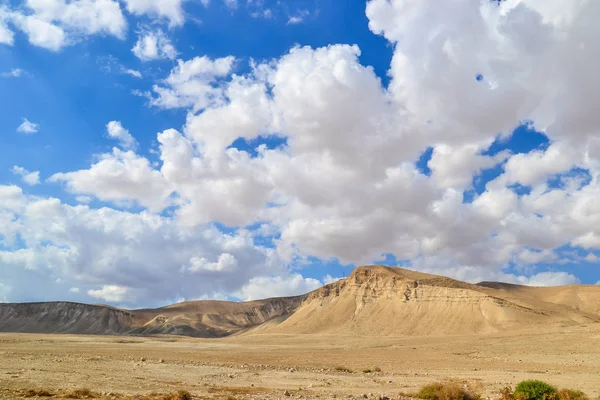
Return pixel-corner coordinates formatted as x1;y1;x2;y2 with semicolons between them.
259;266;600;335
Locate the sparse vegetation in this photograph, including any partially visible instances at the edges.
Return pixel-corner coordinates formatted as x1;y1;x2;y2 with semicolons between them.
557;389;589;400
24;389;54;398
499;382;589;400
132;392;192;400
513;381;557;400
334;365;353;373
362;366;382;373
64;389;95;399
498;387;515;400
413;382;482;400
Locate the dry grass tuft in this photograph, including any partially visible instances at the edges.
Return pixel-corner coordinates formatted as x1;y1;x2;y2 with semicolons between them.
498;387;515;400
413;382;481;400
24;389;55;398
558;390;589;400
132;391;192;400
64;389;96;399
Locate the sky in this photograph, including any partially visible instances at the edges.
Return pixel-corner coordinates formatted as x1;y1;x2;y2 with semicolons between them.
0;0;599;308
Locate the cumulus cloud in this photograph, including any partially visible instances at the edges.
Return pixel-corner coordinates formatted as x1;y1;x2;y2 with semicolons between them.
148;56;236;110
11;166;40;186
106;121;138;150
7;0;126;51
49;148;172;212
88;285;130;303
235;274;322;301
0;186;290;306
3;0;600;305
17;118;39;134
132;29;177;61
123;0;185;26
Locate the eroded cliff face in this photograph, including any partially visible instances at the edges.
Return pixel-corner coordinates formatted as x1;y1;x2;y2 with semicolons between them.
267;266;587;336
0;302;134;335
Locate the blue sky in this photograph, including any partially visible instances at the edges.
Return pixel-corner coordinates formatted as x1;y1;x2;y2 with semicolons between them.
0;0;599;307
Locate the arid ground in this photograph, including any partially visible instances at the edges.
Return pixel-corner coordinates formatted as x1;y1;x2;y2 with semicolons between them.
1;325;600;400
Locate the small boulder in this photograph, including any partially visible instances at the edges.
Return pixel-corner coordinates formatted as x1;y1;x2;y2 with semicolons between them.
284;390;292;397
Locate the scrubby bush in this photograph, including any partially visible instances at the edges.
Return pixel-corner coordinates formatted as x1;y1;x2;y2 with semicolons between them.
557;390;589;400
498;387;515;400
414;382;481;400
514;381;557;400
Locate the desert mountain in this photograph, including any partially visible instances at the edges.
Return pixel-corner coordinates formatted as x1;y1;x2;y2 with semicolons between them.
261;266;600;335
1;266;599;337
0;296;306;337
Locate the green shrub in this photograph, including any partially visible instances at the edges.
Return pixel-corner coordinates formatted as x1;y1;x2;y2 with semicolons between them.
514;381;557;400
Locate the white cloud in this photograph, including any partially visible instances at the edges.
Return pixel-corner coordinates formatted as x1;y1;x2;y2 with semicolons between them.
121;68;142;78
123;0;185;26
287;10;309;25
1;68;29;78
49;148;171;212
516;248;556;265
11;166;41;186
322;275;342;285
106;121;138;150
16;15;66;51
520;271;580;287
8;0;126;51
188;253;238;272
0;187;286;306
235;273;322;301
149;56;236;111
4;0;600;305
132;29;177;62
0;6;14;45
88;285;129;302
70;287;80;293
17;118;39;134
75;196;92;204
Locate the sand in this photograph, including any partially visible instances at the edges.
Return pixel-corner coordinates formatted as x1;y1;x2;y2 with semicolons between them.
1;325;600;400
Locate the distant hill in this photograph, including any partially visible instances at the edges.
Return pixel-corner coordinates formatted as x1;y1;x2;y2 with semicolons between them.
1;266;599;337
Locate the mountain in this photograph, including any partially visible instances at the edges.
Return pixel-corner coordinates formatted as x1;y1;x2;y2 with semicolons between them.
1;266;599;337
257;266;600;336
0;296;306;337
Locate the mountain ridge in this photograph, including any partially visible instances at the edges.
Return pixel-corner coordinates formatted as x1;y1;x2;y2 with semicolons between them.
1;266;599;337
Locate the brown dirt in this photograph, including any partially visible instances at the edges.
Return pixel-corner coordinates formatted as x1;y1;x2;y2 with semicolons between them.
1;325;599;400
